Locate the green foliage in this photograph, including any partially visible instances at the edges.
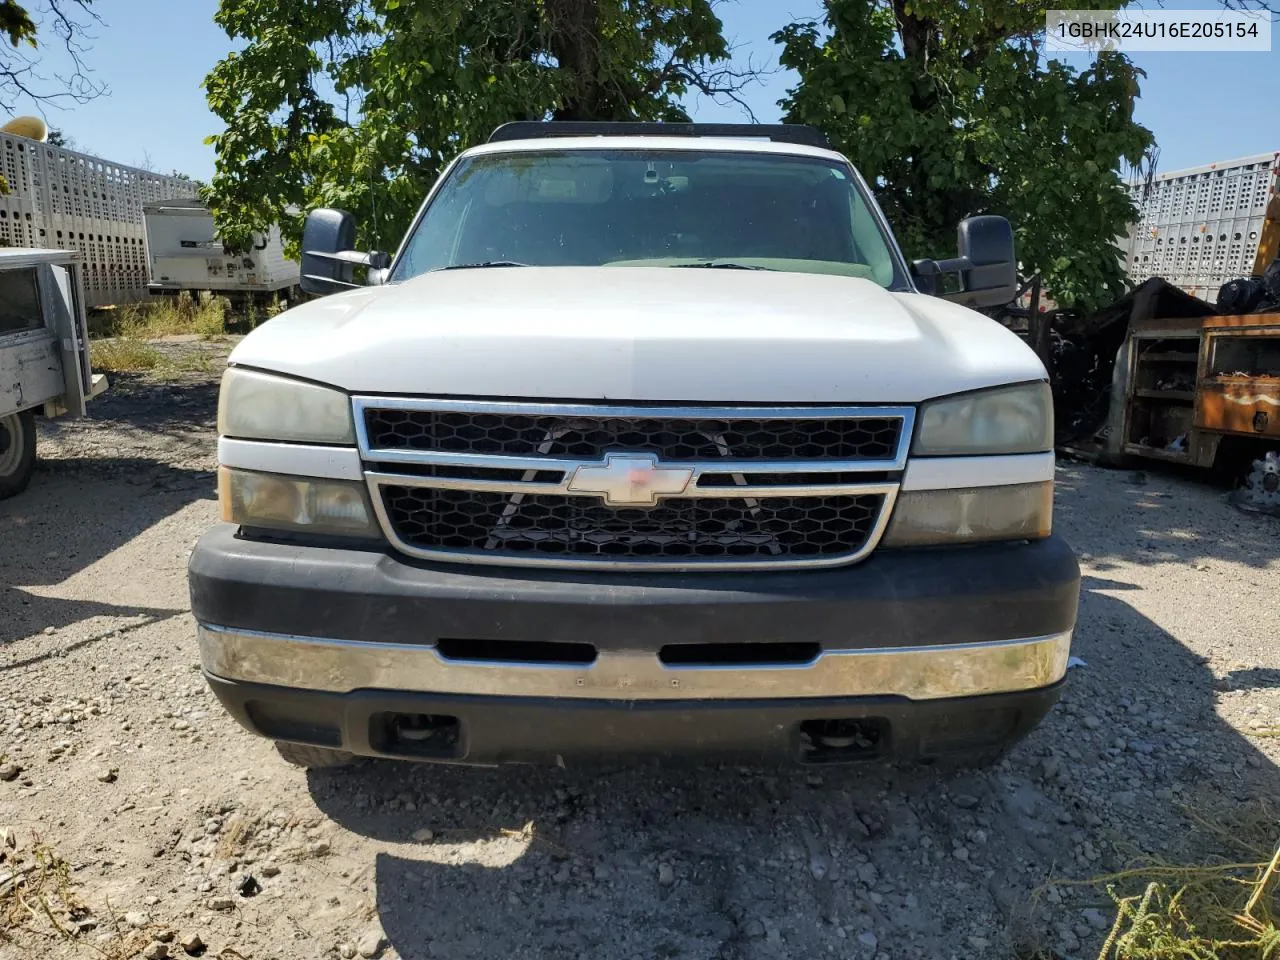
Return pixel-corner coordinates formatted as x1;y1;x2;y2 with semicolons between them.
775;0;1153;311
205;0;741;253
0;1;38;48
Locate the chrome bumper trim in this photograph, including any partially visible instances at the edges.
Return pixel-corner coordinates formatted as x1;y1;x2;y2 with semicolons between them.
198;624;1072;702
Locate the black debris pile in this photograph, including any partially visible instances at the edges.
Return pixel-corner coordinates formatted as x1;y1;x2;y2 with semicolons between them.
1048;279;1218;448
1217;259;1280;314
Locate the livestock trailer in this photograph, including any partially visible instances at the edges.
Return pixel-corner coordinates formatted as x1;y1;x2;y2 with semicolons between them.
1;122;198;306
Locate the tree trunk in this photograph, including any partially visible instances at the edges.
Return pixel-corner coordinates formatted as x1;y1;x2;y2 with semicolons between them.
545;0;602;119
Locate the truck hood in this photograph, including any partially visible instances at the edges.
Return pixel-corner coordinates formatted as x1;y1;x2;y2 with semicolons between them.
230;267;1044;402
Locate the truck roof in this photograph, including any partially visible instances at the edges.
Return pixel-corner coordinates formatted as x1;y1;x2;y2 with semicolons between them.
463;135;849;164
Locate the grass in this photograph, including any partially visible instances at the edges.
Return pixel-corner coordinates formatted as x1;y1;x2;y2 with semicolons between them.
88;290;285;374
89;338;163;373
1079;801;1280;960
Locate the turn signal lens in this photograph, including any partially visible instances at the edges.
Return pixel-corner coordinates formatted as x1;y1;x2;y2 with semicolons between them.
883;481;1052;546
218;467;379;538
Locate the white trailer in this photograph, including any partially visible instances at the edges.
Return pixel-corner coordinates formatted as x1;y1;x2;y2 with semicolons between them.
1;125;199;307
143;198;299;299
1123;152;1280;303
0;248;106;498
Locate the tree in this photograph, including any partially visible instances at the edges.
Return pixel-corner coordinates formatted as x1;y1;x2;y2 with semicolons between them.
774;0;1154;311
205;0;756;253
1;0;105;113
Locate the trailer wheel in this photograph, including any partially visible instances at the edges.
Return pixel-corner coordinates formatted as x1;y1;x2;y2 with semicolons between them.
0;410;37;500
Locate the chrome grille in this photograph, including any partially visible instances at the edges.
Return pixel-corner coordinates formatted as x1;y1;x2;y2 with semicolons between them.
355;398;914;571
381;487;886;560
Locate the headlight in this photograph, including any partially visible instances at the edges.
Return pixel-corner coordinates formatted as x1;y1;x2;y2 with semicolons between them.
219;467;379;538
217;367;354;444
882;481;1052;547
914;382;1052;456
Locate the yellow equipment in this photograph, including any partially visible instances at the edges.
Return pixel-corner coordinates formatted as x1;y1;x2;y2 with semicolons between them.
1;116;49;142
1252;194;1280;276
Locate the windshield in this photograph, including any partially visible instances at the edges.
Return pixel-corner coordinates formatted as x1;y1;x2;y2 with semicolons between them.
389;148;907;288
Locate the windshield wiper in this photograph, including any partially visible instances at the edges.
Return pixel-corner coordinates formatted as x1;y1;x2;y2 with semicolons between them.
671;261;773;271
438;261;531;271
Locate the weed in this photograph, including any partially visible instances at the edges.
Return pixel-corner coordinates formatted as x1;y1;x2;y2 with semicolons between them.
89;338;162;373
1084;801;1280;959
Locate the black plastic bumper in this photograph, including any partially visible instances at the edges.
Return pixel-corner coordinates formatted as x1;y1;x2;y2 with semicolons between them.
189;524;1080;653
205;673;1066;766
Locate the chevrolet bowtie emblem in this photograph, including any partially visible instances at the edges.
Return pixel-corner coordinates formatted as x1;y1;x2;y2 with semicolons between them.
566;453;694;506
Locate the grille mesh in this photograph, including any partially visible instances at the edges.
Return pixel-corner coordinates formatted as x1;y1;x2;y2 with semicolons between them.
381;487;884;560
365;410;902;462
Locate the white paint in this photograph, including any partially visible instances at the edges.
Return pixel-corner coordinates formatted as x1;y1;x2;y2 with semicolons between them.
218;438;363;481
228;268;1045;402
902;452;1056;491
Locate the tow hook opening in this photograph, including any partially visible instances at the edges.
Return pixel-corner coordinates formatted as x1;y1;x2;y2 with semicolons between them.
799;718;887;764
376;712;462;758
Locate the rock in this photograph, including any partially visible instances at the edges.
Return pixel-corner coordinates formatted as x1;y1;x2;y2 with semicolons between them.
1040;756;1061;781
356;930;387;958
259;864;280;878
206;896;235;911
338;944;357;960
0;763;21;782
951;794;980;810
1083;907;1111;930
657;862;675;886
411;828;434;842
43;626;56;636
857;931;878;951
1083;715;1102;730
307;840;330;857
96;767;118;783
156;930;175;943
740;918;766;939
124;911;150;929
1;828;14;849
142;942;169;960
178;932;204;954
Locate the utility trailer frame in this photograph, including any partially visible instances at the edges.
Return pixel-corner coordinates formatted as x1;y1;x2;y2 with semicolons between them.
0;248;106;498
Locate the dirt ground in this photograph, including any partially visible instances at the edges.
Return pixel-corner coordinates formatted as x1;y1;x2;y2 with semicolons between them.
2;344;1278;960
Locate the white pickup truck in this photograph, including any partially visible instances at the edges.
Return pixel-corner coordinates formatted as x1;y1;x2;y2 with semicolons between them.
188;123;1080;771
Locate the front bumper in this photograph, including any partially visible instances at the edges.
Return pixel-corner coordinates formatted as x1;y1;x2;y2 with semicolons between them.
189;524;1080;764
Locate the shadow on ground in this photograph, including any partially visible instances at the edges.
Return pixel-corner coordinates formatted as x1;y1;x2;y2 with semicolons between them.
0;458;209;647
303;571;1278;960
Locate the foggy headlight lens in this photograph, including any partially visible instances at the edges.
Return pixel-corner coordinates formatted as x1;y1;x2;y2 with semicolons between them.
915;382;1052;456
217;367;355;444
883;481;1052;546
219;467;379;538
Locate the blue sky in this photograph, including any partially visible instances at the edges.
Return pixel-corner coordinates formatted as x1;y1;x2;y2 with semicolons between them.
5;0;1278;182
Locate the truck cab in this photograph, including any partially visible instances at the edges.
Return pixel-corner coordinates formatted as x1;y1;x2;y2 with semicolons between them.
189;123;1080;770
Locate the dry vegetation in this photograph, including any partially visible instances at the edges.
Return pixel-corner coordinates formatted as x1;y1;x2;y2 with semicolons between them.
88;291;283;374
1079;802;1280;960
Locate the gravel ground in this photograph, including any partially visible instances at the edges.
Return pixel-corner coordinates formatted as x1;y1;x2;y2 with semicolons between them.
2;345;1278;960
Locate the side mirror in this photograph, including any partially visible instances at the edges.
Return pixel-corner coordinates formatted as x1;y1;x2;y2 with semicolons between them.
299;208;390;296
911;215;1017;308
